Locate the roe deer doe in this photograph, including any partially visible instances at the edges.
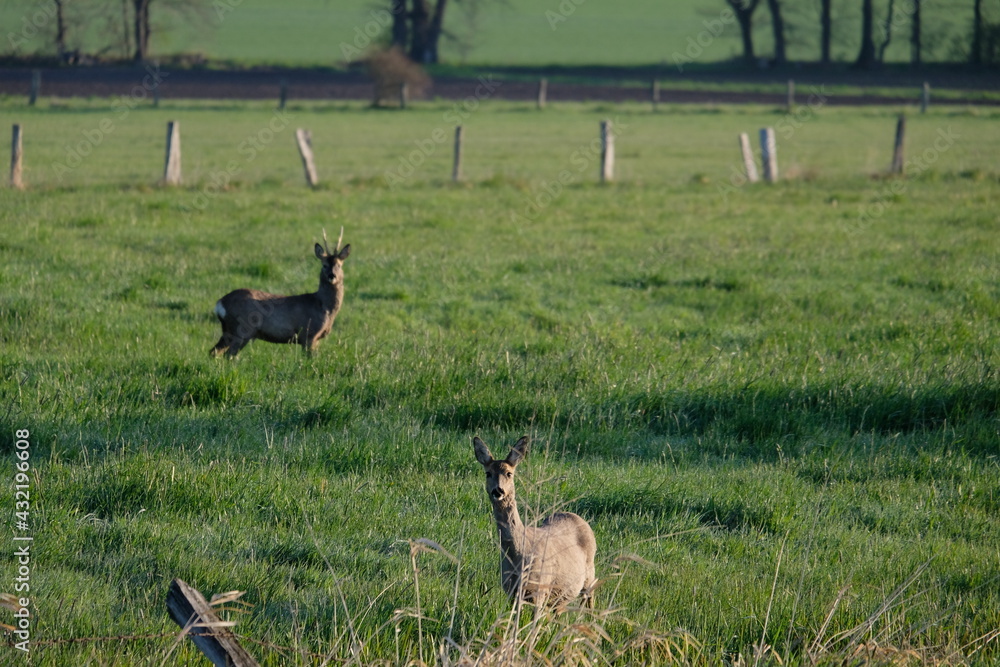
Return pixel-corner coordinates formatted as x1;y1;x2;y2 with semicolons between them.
473;436;597;611
210;230;351;358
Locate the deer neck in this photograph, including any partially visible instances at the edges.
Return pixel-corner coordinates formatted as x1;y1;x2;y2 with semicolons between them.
492;497;527;559
316;279;343;315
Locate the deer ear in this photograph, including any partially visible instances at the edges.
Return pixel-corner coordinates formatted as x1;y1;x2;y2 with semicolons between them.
507;436;529;466
473;437;493;466
314;243;326;259
337;244;351;261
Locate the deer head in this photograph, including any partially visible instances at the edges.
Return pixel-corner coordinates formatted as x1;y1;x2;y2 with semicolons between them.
315;227;350;287
474;436;528;508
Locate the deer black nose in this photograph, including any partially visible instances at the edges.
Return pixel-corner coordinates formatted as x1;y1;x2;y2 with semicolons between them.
491;488;505;500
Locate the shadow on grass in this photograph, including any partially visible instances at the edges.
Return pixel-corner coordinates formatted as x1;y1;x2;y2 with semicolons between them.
629;381;997;445
572;487;789;535
425;381;997;460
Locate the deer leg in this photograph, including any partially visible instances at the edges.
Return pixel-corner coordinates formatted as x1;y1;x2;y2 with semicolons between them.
210;336;229;357
210;328;240;357
224;337;250;358
580;576;596;610
210;327;245;358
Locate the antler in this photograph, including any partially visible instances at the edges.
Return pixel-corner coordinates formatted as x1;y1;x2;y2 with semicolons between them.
320;227;344;256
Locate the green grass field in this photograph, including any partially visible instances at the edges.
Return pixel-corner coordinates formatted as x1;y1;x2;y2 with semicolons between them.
0;95;999;665
2;0;994;67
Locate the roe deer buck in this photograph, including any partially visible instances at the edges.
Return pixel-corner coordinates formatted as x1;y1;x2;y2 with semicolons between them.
473;436;597;611
210;230;351;358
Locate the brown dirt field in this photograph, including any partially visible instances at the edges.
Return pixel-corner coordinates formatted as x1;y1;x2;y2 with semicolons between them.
0;65;997;106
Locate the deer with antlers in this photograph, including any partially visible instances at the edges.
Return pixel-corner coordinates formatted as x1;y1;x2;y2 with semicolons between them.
210;230;351;358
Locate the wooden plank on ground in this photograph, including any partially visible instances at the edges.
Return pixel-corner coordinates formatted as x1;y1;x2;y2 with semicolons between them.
166;578;259;667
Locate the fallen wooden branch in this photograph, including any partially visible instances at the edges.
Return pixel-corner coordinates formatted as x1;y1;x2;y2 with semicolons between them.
165;578;259;666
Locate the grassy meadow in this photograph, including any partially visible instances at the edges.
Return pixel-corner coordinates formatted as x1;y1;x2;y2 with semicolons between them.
0;95;999;665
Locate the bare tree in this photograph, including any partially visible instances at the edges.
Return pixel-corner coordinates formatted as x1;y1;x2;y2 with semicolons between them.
120;0;132;58
971;0;983;64
407;0;444;63
820;0;833;64
390;0;492;64
725;0;764;64
390;0;407;48
765;0;787;64
133;0;150;61
54;0;68;55
877;0;896;62
122;0;212;62
855;0;877;67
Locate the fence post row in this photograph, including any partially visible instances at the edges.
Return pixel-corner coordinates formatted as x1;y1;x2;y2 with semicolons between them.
760;127;778;182
163;121;182;186
20;103;929;188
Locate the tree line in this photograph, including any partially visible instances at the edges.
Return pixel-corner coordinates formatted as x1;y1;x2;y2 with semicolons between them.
7;0;998;67
723;0;997;68
381;0;999;67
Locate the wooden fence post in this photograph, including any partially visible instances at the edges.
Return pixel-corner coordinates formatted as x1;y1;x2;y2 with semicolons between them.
537;78;547;110
891;114;906;174
651;79;660;112
739;132;759;184
166;578;259;667
399;82;409;109
599;120;614;183
759;127;778;182
452;125;463;183
787;79;795;112
29;70;40;106
295;129;319;188
163;121;182;186
920;82;930;114
11;124;24;190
